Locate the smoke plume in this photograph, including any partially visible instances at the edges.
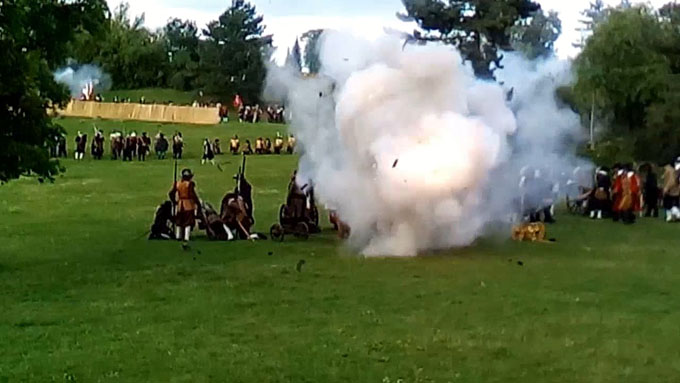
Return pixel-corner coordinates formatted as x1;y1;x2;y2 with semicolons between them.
54;64;111;98
265;32;590;256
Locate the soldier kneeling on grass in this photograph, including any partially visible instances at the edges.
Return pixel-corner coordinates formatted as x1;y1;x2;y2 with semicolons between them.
169;169;202;243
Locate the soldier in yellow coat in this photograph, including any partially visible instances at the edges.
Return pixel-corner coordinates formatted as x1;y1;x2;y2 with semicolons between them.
255;137;265;155
230;135;240;155
274;133;284;154
286;134;296;154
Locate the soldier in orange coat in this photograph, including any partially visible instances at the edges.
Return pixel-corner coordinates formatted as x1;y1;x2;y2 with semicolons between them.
169;169;202;242
612;164;640;224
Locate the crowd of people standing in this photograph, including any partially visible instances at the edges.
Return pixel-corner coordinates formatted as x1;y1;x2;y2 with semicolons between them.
49;129;297;163
522;158;680;225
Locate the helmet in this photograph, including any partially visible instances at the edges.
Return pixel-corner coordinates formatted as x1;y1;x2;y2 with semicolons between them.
181;168;193;179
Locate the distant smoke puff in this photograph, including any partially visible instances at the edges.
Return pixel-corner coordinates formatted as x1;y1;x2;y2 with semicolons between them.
54;64;111;98
265;31;590;257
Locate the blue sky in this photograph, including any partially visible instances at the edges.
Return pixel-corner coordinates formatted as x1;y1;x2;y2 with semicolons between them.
109;0;669;61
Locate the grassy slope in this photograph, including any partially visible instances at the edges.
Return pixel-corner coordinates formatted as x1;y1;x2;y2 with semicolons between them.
1;118;680;382
101;89;198;105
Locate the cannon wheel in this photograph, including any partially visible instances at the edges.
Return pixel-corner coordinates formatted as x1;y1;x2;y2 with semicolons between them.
270;224;285;242
294;222;309;240
279;204;288;223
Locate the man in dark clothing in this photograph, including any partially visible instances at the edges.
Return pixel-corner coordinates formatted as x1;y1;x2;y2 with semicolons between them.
641;164;660;218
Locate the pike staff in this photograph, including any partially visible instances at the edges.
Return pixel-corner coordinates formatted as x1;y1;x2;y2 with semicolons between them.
172;158;178;234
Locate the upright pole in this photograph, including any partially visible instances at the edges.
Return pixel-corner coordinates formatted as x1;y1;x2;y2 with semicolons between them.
172;159;178;234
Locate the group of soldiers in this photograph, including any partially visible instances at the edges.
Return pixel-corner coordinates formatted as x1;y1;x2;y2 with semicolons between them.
153;159;258;243
582;158;680;223
51;130;279;162
228;134;296;156
236;105;286;124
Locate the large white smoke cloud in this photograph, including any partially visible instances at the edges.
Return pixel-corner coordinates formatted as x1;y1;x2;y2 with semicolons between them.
266;31;590;257
54;64;111;98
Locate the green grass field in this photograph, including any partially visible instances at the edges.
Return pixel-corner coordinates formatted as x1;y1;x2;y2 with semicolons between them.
2;118;680;382
101;89;198;105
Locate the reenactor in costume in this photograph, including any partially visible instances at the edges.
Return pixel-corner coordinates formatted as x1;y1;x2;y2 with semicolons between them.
138;132;151;161
91;130;105;160
255;137;265;155
213;138;222;155
110;132;124;160
172;132;184;159
663;157;680;222
274;133;284;154
155;133;169;160
57;134;68;158
588;167;611;220
640;163;660;218
286;134;296;154
264;138;273;154
169;168;201;243
202;138;215;165
230;135;240;155
123;133;136;162
612;164;640;224
75;131;87;160
243;140;254;155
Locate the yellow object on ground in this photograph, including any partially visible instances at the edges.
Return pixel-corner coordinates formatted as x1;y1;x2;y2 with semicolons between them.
57;101;220;125
512;222;551;243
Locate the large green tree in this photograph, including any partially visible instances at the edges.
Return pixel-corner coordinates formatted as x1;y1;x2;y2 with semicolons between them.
574;7;669;136
510;10;561;59
0;0;108;183
163;18;200;91
399;0;540;79
573;4;680;163
70;3;168;90
198;0;272;103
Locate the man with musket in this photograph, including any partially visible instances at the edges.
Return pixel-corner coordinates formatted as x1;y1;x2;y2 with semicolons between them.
220;155;255;239
169;168;201;243
91;130;105;160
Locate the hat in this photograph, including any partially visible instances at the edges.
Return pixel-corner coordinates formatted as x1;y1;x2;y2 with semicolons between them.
181;168;193;179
